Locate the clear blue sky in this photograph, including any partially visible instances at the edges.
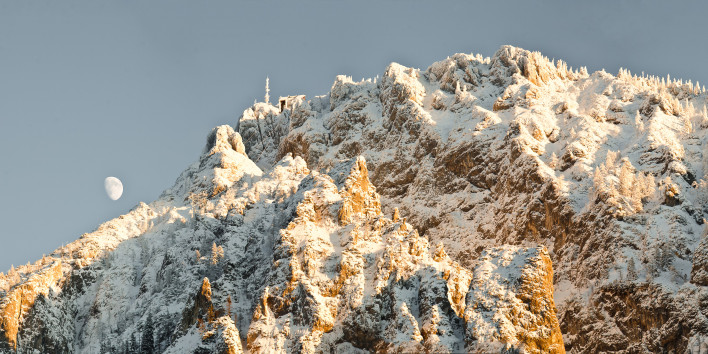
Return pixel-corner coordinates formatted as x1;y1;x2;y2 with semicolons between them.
1;0;707;272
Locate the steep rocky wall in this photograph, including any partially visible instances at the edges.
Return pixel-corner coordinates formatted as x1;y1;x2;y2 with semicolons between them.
0;261;63;351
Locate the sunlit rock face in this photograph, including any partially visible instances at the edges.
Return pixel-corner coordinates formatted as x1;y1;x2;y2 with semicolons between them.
0;120;561;353
240;45;708;352
245;155;563;353
3;45;708;353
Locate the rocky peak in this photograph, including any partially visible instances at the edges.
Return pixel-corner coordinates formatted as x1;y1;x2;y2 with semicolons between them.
236;45;708;352
5;45;708;352
336;156;381;225
490;45;583;86
205;125;247;156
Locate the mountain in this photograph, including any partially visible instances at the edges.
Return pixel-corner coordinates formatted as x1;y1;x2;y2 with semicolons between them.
2;45;708;353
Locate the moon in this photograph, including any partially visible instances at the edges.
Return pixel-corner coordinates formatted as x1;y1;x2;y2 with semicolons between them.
104;177;123;201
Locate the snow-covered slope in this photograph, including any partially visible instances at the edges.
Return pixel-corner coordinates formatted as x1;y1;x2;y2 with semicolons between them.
239;46;708;352
0;124;562;353
3;45;708;353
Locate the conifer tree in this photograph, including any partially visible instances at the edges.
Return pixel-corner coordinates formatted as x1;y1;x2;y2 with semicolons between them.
631;179;644;212
100;339;111;354
141;314;155;354
210;243;224;265
618;159;634;197
627;257;637;281
592;167;605;201
128;334;139;354
635;111;644;132
605;150;618;171
549;152;559;170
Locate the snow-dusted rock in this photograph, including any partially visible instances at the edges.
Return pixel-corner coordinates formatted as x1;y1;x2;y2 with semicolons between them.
0;120;562;352
245;155;562;353
692;235;708;286
4;44;708;352
238;45;708;352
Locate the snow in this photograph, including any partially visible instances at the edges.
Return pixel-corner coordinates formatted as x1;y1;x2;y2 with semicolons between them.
4;45;708;352
234;45;708;351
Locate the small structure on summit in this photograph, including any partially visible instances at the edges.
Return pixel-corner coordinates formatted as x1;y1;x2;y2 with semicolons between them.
279;95;306;113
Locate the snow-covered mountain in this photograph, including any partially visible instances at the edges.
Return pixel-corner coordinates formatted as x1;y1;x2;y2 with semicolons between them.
3;45;708;353
0;127;561;354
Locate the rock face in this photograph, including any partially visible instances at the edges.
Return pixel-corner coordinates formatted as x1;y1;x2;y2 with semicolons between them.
239;46;708;352
0;122;562;352
692;235;708;286
2;45;708;352
245;155;562;353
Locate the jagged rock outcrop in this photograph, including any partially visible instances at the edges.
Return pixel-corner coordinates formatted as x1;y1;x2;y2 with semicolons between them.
246;155;562;353
170;278;243;354
0;261;63;352
177;278;217;337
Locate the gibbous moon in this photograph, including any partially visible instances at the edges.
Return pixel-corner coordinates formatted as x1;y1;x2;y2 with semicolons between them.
104;177;123;201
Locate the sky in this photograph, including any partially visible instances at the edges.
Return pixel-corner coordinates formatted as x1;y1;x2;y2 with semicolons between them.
1;0;708;272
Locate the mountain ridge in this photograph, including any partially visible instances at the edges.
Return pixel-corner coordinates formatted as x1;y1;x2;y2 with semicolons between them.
2;45;708;352
239;45;708;352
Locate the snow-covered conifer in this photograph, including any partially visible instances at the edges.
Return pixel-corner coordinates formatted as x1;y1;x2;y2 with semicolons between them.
141;314;155;354
635;111;644;132
592;167;605;199
128;334;139;354
631;179;644;211
210;243;224;265
627;257;637;281
605;150;619;171
618;159;634;197
549;152;559;170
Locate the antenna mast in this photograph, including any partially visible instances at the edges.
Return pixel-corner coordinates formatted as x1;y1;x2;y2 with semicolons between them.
265;77;270;104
